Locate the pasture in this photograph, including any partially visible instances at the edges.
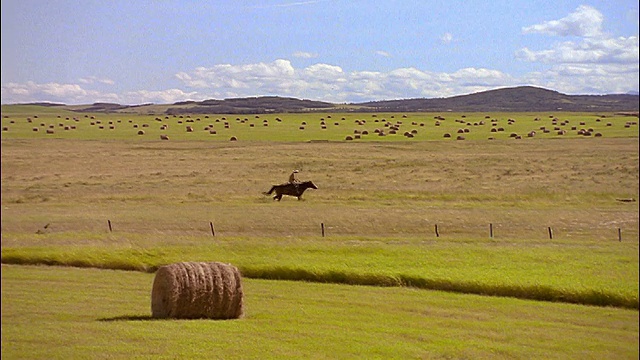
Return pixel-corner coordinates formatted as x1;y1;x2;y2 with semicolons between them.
1;106;639;358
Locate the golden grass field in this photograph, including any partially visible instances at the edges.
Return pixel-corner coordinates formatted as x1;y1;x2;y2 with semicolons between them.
1;135;638;241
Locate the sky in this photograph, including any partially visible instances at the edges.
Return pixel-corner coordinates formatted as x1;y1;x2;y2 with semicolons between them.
1;0;638;105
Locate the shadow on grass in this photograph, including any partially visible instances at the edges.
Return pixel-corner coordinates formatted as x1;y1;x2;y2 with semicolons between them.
98;315;242;322
98;315;158;322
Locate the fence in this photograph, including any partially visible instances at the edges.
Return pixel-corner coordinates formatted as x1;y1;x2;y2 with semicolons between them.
32;219;630;242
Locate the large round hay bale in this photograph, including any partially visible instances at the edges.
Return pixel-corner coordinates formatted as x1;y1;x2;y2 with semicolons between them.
151;262;244;319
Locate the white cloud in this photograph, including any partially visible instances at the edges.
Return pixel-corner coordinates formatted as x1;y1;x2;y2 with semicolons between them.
515;5;639;94
3;54;637;104
522;5;604;38
303;63;345;79
440;32;454;44
4;17;639;109
521;62;639;94
124;89;203;104
0;81;119;104
517;36;639;64
78;76;115;85
171;62;524;103
292;51;318;59
375;50;391;57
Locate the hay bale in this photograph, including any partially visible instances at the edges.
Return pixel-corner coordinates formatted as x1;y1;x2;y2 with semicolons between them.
151;262;244;319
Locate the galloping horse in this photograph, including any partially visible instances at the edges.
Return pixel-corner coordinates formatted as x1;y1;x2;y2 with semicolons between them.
263;181;318;201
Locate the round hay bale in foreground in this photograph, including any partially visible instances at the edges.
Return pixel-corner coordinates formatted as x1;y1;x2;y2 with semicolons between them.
151;262;244;319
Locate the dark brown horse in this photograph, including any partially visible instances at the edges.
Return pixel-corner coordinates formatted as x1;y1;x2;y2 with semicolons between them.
263;181;318;201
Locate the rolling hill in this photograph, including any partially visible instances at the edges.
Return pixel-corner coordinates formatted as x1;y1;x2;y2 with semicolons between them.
13;86;640;114
357;86;639;112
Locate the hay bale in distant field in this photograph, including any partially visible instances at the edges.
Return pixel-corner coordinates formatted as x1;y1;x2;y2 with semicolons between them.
151;262;244;319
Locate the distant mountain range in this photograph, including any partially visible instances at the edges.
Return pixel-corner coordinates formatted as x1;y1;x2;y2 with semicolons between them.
18;86;640;114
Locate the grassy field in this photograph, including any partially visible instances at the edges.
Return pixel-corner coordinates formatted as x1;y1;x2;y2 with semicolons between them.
2;105;638;141
2;264;638;359
1;105;639;358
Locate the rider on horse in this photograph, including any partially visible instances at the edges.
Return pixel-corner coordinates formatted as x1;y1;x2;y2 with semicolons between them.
289;170;300;193
289;169;299;183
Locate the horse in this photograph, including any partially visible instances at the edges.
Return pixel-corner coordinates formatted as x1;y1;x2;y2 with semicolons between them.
263;181;318;201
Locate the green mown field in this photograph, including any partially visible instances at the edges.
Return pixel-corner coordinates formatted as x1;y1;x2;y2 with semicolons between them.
1;105;638;358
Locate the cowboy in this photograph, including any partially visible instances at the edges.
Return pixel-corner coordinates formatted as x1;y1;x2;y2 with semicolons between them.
289;169;299;184
289;170;300;193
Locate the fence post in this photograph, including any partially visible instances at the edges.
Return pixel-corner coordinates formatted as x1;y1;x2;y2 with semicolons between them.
435;224;440;238
548;227;553;240
108;220;112;232
489;223;493;238
321;223;325;237
618;228;622;242
210;221;215;237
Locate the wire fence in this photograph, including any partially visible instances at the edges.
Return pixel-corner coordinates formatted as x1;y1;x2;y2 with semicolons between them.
19;218;637;243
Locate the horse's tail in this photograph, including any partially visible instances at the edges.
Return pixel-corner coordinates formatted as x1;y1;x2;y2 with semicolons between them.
263;186;276;195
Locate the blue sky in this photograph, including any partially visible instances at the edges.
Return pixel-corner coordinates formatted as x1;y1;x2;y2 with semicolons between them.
1;0;638;105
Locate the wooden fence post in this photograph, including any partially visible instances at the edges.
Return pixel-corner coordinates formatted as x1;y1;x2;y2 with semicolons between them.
210;221;215;237
489;223;493;238
108;220;112;232
618;228;622;242
321;223;325;237
548;227;553;240
435;224;440;238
